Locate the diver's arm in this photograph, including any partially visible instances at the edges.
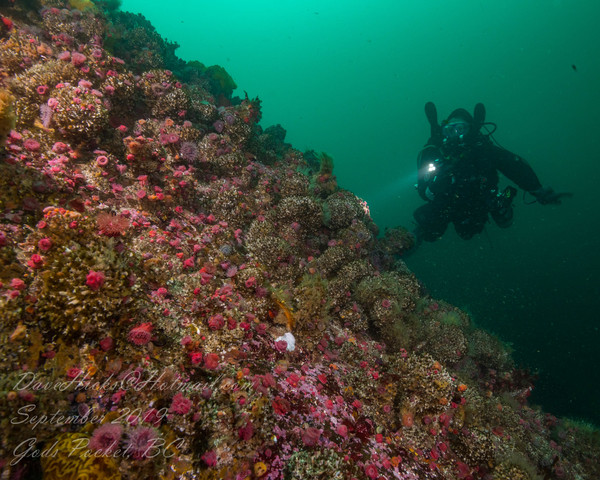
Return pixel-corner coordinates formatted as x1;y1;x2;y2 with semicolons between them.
491;146;542;192
491;146;572;204
417;144;441;201
417;144;452;202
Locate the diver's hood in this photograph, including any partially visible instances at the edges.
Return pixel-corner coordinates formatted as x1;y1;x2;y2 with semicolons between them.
446;108;474;125
424;102;486;140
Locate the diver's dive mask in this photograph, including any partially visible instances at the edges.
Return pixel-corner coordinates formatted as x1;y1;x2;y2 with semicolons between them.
442;120;470;145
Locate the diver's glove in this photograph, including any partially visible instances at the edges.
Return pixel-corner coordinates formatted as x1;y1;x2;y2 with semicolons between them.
530;186;573;205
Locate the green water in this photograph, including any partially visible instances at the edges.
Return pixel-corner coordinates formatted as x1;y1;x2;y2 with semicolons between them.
120;0;600;424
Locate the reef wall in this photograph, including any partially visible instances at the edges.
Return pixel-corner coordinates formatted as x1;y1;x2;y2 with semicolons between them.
0;1;598;479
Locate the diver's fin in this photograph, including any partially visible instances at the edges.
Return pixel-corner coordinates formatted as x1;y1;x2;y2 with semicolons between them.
425;102;441;138
473;103;486;127
425;101;437;126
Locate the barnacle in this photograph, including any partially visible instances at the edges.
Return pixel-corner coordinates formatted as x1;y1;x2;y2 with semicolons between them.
51;84;110;139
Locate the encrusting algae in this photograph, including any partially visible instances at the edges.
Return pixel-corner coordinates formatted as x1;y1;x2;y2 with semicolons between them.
0;87;16;144
41;433;121;480
0;1;599;480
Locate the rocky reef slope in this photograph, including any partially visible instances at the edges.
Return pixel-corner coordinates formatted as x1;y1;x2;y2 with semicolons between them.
0;2;598;479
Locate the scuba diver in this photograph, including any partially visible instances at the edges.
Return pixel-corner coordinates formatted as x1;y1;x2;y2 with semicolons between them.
412;102;571;243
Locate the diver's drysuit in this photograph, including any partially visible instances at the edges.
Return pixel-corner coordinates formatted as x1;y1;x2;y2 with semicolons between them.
414;102;543;242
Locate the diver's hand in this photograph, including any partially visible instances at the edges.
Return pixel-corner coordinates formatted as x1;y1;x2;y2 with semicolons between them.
428;165;454;197
530;187;573;205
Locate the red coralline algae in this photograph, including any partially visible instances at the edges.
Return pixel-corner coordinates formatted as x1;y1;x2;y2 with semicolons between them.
286;372;301;387
301;427;320;446
10;278;26;290
85;270;105;290
170;392;193;415
255;323;267;335
1;16;13;30
201;450;217;467
128;323;153;345
51;141;68;153
456;461;471;478
23;138;40;151
271;397;290;415
37;237;52;251
89;423;123;455
126;427;159;460
97;213;130;236
336;424;348;438
66;367;82;379
207;314;225;330
189;352;203;364
364;464;379;479
203;353;220;370
27;254;44;269
200;271;213;284
99;337;114;351
71;51;87;66
225;265;238;277
142;408;163;427
238;421;254;441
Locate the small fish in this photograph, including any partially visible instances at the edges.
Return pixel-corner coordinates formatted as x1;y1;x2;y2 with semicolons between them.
571;64;577;72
